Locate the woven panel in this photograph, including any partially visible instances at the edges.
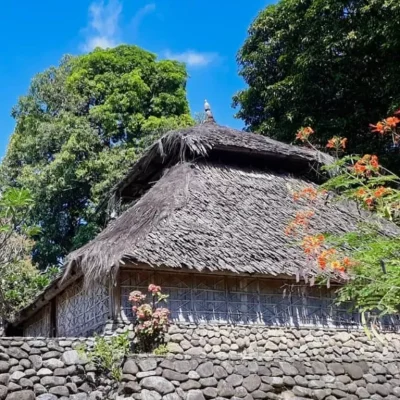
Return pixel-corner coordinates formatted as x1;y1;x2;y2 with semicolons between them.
24;304;51;337
56;279;109;336
119;270;358;327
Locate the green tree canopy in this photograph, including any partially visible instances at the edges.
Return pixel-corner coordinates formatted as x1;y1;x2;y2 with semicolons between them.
2;45;193;269
233;0;400;170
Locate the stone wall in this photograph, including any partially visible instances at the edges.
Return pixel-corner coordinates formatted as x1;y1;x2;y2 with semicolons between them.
2;325;400;400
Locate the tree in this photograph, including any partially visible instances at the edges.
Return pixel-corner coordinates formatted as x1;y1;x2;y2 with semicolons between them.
0;188;56;331
2;45;194;268
285;112;400;329
233;0;400;171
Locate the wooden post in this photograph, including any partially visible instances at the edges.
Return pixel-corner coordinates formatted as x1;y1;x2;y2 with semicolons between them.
109;270;121;322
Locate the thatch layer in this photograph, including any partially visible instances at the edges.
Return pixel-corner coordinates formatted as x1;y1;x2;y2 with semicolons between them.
68;160;398;282
112;123;333;203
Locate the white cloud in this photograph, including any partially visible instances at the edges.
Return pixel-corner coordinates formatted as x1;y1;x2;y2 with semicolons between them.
130;3;156;37
81;0;122;52
164;50;219;67
81;1;156;52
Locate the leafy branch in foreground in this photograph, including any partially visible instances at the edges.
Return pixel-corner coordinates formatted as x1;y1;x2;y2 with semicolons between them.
0;188;57;323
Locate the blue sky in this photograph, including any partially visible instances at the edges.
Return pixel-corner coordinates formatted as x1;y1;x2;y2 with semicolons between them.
0;0;270;158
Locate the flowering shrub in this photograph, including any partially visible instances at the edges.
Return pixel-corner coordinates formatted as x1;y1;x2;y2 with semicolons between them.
289;113;400;327
129;284;170;353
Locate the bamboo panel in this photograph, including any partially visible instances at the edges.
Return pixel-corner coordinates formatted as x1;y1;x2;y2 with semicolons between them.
24;304;51;337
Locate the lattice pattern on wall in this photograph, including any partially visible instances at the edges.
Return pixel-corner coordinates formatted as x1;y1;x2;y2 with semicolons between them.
56;279;109;337
119;270;359;327
24;304;51;337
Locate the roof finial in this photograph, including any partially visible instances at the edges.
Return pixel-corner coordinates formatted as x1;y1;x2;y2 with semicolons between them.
204;99;216;124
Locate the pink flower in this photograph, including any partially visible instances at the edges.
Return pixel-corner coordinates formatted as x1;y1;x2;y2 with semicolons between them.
129;290;146;303
148;284;161;294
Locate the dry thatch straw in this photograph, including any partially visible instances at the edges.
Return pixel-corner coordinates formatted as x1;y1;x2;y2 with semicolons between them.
65;123;399;285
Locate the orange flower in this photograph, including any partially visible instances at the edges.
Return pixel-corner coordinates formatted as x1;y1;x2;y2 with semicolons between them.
356;188;367;198
293;187;318;202
353;162;367;175
285;210;315;236
385;116;400;128
302;234;325;255
370;155;379;169
326;136;347;150
365;197;374;207
296;127;314;142
343;257;354;268
317;248;337;269
370;122;385;134
374;186;390;198
330;260;344;272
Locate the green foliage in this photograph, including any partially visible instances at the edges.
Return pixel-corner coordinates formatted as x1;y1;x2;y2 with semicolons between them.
234;0;400;171
1;45;193;269
80;332;131;381
153;344;169;356
0;188;56;321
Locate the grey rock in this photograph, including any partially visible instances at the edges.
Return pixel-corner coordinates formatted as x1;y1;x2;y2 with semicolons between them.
42;352;61;360
37;393;58;400
7;382;21;392
9;366;23;374
243;374;261;392
214;366;227;379
199;377;218;387
196;362;214;378
139;358;158;372
124;381;141;394
366;383;377;394
10;370;25;382
0;354;9;362
337;375;351;384
19;359;31;369
364;373;378;383
328;363;344;375
168;343;184;354
186;348;206;356
181;380;202;390
78;382;91;393
43;358;64;370
187;390;205;400
33;383;47;395
19;378;33;389
123;359;139;375
218;381;235;397
314;389;331;400
142;389;162;400
372;363;387;375
376;384;390;396
175;361;191;373
54;367;69;376
292;386;311;397
48;388;68;398
202;387;218;398
0;385;7;400
0;363;9;374
344;363;363;380
356;387;370;399
0;375;9;386
234;387;248;398
28;355;42;370
40;376;66;387
66;382;78;394
235;365;250;377
163;394;181;400
278;362;298;376
162;369;189;382
226;374;243;387
7;348;28;360
23;369;35;378
312;361;327;375
71;394;89;400
252;390;268;399
37;368;53;376
5;390;35;400
61;350;84;366
141;377;175;394
189;371;200;379
89;391;103;400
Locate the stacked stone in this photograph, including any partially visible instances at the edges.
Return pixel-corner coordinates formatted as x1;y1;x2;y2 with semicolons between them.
116;355;400;400
0;337;105;400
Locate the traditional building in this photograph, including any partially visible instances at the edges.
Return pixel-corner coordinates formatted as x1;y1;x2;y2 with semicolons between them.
11;116;398;337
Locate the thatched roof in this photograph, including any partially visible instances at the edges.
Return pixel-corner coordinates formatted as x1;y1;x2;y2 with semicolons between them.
64;123;398;283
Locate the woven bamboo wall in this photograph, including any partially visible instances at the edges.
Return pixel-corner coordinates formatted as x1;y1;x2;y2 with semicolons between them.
119;269;359;327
